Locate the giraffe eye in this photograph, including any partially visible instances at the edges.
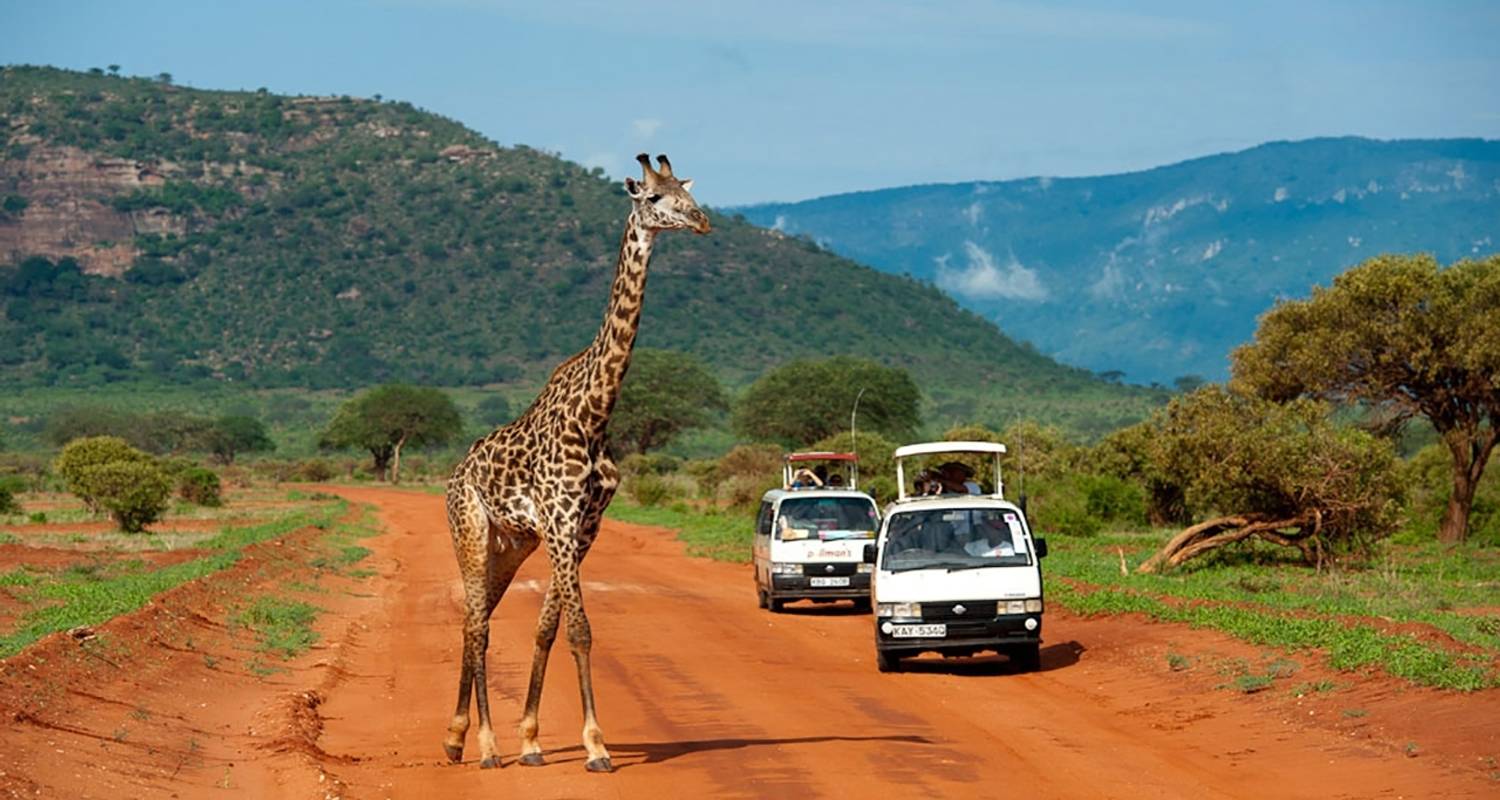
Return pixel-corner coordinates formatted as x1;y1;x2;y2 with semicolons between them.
647;194;663;203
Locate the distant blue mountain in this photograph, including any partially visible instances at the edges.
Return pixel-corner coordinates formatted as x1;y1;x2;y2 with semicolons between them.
736;137;1500;384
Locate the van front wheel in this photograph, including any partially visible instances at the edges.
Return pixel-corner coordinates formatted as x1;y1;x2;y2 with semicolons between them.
876;650;900;673
756;587;768;609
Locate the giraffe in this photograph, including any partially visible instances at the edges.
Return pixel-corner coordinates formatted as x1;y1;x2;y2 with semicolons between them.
441;153;710;772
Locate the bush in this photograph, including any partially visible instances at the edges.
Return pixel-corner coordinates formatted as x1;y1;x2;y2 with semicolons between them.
627;473;671;507
0;484;17;515
294;458;336;482
53;436;152;512
177;467;223;507
711;444;783;509
1031;478;1102;538
1082;474;1146;527
76;460;171;532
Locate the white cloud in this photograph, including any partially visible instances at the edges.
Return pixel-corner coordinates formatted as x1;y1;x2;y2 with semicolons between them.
631;118;663;140
961;201;983;226
936;241;1048;302
1273;187;1289;203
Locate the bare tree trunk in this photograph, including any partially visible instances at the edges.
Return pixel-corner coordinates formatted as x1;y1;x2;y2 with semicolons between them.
1439;428;1496;544
391;434;409;485
1137;514;1310;573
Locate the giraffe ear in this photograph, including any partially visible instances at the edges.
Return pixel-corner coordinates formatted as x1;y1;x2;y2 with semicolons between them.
624;176;646;199
680;178;694;192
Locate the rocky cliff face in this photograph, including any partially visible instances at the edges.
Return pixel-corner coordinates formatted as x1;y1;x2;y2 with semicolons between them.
0;143;188;276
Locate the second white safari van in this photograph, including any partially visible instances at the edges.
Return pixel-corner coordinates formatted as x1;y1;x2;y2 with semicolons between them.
865;441;1049;672
752;452;880;612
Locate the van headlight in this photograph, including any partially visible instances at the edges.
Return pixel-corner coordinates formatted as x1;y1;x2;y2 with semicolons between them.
999;598;1044;614
856;563;874;573
876;602;920;618
770;562;803;575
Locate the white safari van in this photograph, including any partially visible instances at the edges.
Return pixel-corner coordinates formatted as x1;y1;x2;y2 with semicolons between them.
865;441;1048;672
752;452;881;612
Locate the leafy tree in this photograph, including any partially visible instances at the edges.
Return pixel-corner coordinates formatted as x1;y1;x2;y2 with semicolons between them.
203;415;273;464
53;436;152;512
77;460;172;532
473;394;514;428
320;384;462;482
1133;387;1403;572
610;349;727;454
733;357;920;446
1232;254;1500;543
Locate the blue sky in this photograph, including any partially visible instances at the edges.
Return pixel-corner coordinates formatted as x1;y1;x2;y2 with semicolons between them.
3;1;1496;206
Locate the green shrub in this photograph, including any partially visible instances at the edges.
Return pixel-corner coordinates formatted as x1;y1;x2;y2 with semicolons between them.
53;436;151;511
1032;477;1102;537
294;458;336;482
1082;474;1146;526
628;473;671;507
178;467;223;507
76;460;172;532
0;484;17;515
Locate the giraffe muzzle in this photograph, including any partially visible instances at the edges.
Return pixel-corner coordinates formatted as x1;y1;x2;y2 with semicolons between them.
690;213;712;235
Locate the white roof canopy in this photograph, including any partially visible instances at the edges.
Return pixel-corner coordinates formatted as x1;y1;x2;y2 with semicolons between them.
893;441;1007;459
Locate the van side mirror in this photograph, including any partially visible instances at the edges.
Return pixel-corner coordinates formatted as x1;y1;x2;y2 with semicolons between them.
1034;537;1048;559
863;543;877;564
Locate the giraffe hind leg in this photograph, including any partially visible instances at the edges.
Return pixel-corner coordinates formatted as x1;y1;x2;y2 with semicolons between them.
446;486;537;768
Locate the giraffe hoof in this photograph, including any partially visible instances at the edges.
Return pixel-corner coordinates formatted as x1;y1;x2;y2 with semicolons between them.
586;757;614;773
518;752;545;767
443;744;464;763
479;756;502;770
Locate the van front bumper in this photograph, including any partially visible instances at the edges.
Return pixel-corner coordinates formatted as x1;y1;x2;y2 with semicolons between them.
874;613;1042;654
771;572;871;600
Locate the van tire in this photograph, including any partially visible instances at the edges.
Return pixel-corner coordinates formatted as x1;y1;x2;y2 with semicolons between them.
851;597;872;613
1011;643;1041;673
876;650;900;673
756;588;768;609
769;596;786;612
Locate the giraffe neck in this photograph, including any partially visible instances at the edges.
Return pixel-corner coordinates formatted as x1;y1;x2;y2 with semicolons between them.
585;210;656;415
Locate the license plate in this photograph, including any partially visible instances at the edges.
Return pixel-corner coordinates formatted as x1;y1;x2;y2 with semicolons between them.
891;624;947;638
810;576;850;587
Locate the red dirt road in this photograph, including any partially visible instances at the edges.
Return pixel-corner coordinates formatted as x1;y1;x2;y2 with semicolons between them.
3;485;1497;798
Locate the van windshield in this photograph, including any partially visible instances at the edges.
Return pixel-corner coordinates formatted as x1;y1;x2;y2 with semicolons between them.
881;508;1031;571
777;497;878;541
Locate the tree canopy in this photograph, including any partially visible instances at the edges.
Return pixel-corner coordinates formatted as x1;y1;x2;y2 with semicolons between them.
320;384;462;482
1232;253;1500;543
1128;387;1403;572
732;357;921;446
609;349;727;455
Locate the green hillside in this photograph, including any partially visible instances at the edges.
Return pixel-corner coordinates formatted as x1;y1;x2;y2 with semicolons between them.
0;66;1162;435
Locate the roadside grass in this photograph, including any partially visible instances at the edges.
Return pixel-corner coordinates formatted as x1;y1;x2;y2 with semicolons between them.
1047;532;1500;652
606;500;749;563
0;501;344;658
306;504;380;575
232;596;320;658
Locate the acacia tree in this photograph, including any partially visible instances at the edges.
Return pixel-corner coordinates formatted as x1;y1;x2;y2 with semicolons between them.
1133;388;1403;572
733;357;920;446
609;349;727;454
203;415;274;464
320;385;462;483
1232;254;1500;543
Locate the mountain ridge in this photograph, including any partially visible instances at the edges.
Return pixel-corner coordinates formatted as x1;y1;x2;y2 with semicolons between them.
0;65;1162;436
736;136;1500;383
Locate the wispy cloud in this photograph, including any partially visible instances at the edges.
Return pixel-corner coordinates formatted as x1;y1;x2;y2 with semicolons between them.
631;118;663;140
936;241;1048;302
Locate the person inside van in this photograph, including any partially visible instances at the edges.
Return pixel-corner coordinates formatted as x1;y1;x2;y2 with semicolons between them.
827;473;844;487
790;468;823;489
962;516;1016;557
938;462;982;495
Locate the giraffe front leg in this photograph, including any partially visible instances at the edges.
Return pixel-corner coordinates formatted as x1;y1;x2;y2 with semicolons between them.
517;582;561;766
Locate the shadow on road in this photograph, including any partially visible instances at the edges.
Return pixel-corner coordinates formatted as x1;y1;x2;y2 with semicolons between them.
896;640;1086;676
541;733;932;770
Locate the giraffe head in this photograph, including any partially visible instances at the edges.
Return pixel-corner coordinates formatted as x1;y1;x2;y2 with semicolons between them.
624;153;711;235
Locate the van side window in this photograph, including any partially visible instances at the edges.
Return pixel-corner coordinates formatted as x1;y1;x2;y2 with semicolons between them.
756;502;774;536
